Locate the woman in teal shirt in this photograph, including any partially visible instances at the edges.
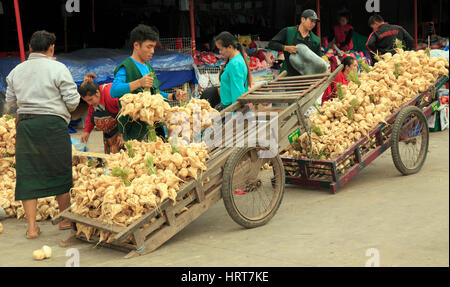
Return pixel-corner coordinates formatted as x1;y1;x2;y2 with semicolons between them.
201;32;252;110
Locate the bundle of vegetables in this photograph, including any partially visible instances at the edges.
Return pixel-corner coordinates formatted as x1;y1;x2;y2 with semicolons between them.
283;49;449;161
118;92;219;142
0;116;16;216
0;115;16;157
71;138;209;243
0;157;20;218
165;98;219;140
118;91;170;126
107;139;209;182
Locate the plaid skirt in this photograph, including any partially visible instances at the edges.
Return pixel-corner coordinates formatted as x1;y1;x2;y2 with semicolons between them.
15;115;72;201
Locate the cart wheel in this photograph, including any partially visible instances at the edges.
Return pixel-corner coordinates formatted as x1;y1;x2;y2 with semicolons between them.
222;147;285;229
391;106;429;175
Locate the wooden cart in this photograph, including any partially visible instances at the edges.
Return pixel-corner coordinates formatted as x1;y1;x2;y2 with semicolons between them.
282;76;449;193
53;67;343;258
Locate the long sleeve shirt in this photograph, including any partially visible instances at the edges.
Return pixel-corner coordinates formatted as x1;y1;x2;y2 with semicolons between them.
334;24;354;52
268;26;322;76
84;83;119;133
110;57;169;99
322;71;349;104
366;23;415;55
6;53;80;124
220;53;249;106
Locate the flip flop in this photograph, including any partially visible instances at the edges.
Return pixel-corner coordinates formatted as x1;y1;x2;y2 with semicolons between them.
59;220;72;230
25;227;41;239
59;224;72;230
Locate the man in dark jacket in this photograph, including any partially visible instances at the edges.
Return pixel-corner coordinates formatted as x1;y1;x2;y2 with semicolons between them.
268;9;321;76
366;14;415;55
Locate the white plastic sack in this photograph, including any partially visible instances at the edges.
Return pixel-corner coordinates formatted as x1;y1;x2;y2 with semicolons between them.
440;106;449;131
289;44;328;75
428;112;436;129
430;49;449;62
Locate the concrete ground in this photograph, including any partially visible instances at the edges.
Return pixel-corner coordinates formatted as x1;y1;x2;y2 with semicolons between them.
0;129;448;267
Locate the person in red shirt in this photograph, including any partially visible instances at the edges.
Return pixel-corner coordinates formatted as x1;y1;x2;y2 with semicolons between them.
333;13;354;52
322;56;358;104
78;73;123;154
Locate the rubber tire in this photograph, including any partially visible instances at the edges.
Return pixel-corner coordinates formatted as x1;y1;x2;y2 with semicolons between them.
221;148;285;229
391;106;429;175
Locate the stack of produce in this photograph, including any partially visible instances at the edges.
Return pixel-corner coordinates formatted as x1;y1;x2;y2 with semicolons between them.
118;91;219;141
118;91;171;126
165;98;219;140
0;156;20;218
71;139;209;243
283;48;449;162
0;115;22;218
0;115;16;156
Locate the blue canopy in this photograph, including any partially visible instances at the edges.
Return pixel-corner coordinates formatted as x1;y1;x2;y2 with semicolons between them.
0;48;197;96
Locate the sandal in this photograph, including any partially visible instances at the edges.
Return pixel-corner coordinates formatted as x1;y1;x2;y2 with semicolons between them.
25;227;41;239
59;224;72;230
59;221;72;230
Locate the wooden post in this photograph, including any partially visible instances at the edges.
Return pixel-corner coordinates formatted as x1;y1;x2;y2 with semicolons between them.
13;0;25;62
189;0;196;59
414;0;418;51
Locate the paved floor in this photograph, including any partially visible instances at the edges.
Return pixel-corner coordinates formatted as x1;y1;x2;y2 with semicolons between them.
0;130;448;267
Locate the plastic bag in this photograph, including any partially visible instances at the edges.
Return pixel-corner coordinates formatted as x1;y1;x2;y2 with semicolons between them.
440;106;449;131
289;44;328;75
71;137;87;152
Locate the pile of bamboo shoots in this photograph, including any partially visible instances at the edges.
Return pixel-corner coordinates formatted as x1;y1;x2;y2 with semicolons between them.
118;91;170;125
283;48;449;161
118;92;219;141
0;115;15;157
71;138;209;244
165;98;220;140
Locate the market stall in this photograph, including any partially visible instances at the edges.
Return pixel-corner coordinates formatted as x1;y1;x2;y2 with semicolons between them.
1;0;449;262
194;47;275;92
1;47;448;257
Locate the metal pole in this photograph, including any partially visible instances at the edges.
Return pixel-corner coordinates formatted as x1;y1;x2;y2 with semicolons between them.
414;0;418;50
316;0;321;41
189;0;196;59
13;0;25;62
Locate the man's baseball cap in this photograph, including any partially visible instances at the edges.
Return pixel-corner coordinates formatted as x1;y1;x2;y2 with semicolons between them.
301;9;320;21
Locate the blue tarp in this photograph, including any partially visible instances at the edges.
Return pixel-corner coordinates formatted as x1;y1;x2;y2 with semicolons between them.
0;48;197;96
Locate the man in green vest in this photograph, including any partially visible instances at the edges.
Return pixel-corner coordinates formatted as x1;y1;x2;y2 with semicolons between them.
110;24;187;141
268;9;322;76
